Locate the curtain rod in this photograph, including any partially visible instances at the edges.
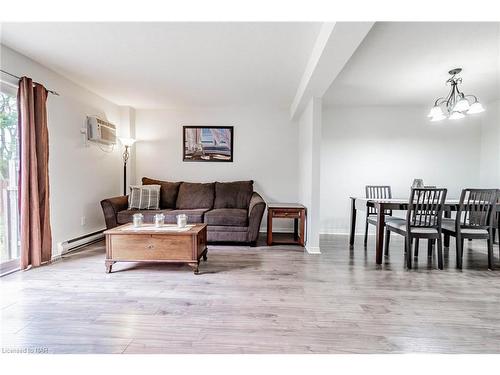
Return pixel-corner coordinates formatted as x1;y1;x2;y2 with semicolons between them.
0;69;60;96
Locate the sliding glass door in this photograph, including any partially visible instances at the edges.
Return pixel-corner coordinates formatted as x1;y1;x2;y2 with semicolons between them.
0;86;20;274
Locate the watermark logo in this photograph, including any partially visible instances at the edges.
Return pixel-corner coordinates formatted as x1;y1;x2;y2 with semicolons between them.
2;347;49;354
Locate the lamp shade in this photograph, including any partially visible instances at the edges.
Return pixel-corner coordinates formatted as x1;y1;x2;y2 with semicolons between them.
428;105;444;118
452;97;470;112
430;113;446;122
119;137;136;146
467;102;485;114
449;111;465;120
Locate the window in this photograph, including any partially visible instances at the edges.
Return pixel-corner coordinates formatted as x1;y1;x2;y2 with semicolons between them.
0;87;20;275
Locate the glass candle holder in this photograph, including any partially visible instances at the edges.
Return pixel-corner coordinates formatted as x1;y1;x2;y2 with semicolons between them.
412;179;424;189
177;214;187;228
132;213;144;228
154;213;165;228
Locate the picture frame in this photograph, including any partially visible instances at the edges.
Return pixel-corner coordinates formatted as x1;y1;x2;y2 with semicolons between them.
182;126;234;162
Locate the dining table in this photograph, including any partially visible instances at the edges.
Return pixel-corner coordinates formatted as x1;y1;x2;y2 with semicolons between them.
349;197;500;265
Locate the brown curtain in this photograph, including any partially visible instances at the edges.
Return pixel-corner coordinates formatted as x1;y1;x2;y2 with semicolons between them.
18;77;52;269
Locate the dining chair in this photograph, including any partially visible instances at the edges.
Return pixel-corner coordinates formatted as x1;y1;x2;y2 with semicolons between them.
364;185;392;247
441;189;498;270
413;185;436;254
384;188;447;269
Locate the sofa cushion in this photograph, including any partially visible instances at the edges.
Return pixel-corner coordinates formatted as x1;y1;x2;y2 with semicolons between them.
117;209;172;225
142;177;181;209
204;208;248;226
165;209;209;224
176;182;215;209
214;180;254;209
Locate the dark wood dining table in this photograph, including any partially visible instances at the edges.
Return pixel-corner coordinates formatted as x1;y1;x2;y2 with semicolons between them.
349;197;500;265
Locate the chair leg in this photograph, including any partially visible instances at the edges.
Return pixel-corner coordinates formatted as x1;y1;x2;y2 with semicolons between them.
444;233;450;248
364;218;369;247
384;228;390;256
427;239;434;257
414;238;419;257
487;237;494;271
406;235;412;269
437;237;443;270
456;233;463;269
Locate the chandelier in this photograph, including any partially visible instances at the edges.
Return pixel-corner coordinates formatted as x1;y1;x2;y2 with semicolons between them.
428;68;485;121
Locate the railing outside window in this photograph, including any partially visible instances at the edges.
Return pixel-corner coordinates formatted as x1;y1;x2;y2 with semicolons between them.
1;89;20;274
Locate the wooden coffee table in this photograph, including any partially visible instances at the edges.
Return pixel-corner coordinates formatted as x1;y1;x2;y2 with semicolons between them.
104;223;207;274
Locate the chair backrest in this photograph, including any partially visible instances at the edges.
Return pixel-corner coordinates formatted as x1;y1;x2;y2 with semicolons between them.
457;189;498;229
407;188;447;228
365;185;392;214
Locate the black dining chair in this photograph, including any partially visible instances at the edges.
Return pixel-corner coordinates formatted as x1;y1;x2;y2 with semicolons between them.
384;188;447;269
413;185;437;255
364;185;393;247
441;189;498;270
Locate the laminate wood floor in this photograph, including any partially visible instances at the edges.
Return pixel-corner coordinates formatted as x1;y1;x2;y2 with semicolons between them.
1;234;500;354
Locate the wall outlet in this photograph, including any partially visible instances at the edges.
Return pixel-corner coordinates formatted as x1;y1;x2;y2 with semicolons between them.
80;216;86;226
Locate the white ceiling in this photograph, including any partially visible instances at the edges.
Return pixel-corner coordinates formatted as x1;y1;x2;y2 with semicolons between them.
1;22;321;109
324;22;500;107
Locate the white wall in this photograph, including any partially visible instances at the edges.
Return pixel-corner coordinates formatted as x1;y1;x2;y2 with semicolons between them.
479;99;500;187
297;98;321;252
320;105;484;234
134;107;299;231
1;45;123;256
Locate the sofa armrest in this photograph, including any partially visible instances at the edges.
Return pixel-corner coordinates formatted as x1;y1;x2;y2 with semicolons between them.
247;192;266;243
100;195;129;229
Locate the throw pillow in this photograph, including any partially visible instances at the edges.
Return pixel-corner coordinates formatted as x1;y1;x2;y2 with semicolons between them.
142;177;181;209
128;185;161;210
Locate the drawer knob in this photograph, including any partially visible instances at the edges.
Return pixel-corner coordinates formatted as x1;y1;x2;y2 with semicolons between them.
146;244;154;249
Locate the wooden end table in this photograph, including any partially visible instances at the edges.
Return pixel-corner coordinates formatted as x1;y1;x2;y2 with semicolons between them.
104;223;207;274
266;203;306;246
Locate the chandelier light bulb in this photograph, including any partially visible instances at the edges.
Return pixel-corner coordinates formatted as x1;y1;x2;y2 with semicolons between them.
449;111;465;120
467;102;485;114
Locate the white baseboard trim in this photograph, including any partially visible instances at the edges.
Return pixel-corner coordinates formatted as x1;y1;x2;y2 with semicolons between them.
305;245;321;254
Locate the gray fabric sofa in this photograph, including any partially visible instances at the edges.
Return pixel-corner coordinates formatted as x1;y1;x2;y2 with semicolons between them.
100;177;266;245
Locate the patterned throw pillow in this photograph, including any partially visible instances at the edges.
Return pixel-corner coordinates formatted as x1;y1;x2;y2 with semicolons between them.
128;185;161;210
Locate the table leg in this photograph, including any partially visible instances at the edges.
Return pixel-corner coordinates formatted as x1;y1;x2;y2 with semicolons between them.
294;218;298;241
267;209;273;246
349;198;357;249
105;260;114;273
444;210;451;248
299;209;306;246
188;262;200;275
375;206;385;265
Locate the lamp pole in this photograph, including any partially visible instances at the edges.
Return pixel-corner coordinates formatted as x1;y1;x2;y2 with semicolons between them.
122;145;130;195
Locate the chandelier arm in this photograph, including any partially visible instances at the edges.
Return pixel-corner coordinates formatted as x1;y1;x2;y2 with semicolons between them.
433;97;446;106
445;84;457;111
464;94;479;103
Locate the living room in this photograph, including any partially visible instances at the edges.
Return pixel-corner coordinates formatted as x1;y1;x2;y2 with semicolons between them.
1;0;500;372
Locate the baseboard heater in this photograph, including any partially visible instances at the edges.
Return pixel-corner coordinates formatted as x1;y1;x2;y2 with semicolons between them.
58;229;105;256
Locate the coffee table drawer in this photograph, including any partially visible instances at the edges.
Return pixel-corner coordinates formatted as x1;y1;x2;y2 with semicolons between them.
110;234;193;261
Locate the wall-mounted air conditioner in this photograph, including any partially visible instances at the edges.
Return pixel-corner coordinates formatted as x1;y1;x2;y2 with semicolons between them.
86;116;117;145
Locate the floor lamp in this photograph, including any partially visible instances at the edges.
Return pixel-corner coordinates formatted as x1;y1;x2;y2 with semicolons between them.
119;137;136;195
